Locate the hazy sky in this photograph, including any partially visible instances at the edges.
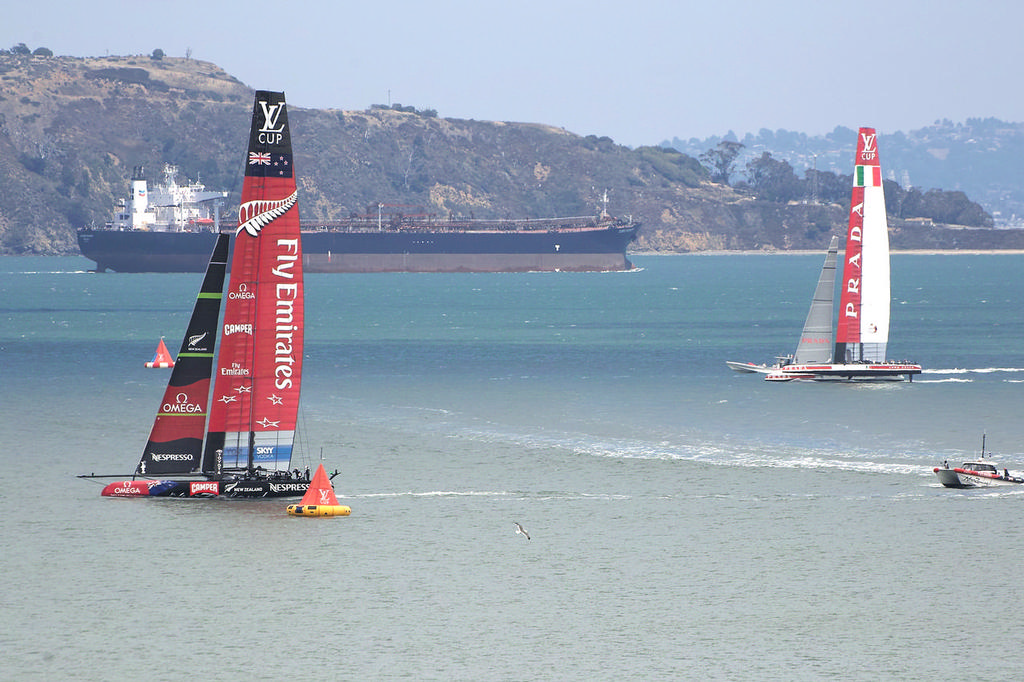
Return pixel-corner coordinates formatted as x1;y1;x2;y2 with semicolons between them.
7;1;1024;147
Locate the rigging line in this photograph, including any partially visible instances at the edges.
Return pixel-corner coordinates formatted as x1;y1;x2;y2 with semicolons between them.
294;402;313;468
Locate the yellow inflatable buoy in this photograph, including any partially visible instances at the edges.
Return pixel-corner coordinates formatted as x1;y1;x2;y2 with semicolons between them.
286;503;351;517
286;463;350;517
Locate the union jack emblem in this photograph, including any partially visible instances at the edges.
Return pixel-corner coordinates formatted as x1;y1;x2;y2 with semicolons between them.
249;151;271;165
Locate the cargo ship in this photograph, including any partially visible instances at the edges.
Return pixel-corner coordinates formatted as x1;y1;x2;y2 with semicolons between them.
78;170;639;273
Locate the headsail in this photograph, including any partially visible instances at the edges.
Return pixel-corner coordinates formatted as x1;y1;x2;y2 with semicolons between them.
793;235;838;364
835;127;890;363
204;91;304;475
137;233;229;476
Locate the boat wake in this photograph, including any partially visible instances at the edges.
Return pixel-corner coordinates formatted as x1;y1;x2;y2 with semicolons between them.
924;367;1024;374
919;367;1024;382
925;485;1024;498
354;490;516;499
350;489;629;501
450;424;926;478
23;270;94;275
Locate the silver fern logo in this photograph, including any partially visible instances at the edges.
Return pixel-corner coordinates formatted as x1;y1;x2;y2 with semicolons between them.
187;331;207;348
237;191;298;237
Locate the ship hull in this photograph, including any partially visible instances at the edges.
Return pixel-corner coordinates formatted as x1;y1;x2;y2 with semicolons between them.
77;224;638;273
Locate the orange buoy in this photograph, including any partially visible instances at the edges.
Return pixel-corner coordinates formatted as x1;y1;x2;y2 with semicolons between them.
286;463;350;517
144;337;175;368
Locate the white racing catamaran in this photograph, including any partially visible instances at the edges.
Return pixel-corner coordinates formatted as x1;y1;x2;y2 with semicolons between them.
726;127;922;382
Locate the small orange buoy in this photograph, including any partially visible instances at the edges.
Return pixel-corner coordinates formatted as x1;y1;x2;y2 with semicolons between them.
145;337;175;368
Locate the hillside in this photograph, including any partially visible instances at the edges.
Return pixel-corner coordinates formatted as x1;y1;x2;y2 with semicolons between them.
668;122;1024;227
2;53;1023;256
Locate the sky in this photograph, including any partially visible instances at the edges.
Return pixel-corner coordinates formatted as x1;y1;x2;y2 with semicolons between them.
7;0;1024;148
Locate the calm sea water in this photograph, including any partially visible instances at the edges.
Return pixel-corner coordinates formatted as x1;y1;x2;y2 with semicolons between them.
2;253;1023;681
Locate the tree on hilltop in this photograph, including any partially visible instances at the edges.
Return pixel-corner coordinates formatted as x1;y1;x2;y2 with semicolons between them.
743;152;802;203
699;140;744;184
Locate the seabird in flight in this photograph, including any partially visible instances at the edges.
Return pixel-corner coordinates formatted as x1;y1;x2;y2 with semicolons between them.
514;522;530;540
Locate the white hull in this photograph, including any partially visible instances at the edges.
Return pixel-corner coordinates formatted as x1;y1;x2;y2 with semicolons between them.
765;362;922;382
728;358;922;381
725;361;772;374
953;473;1015;488
728;359;920;381
934;461;1024;488
935;469;1024;488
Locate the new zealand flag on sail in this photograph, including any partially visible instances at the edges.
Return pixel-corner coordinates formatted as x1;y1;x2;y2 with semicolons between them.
247;151;293;178
246;90;293;178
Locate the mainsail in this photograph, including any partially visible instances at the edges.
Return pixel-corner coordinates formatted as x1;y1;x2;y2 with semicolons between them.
204;91;304;475
138;233;229;476
835;127;890;363
792;235;838;364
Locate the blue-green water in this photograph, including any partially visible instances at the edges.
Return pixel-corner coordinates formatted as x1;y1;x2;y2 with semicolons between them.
2;254;1023;680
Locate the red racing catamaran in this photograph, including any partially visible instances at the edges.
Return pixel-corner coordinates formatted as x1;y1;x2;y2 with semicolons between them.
86;91;329;497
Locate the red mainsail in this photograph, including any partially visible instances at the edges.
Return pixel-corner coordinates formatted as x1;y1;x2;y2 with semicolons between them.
204;91;304;474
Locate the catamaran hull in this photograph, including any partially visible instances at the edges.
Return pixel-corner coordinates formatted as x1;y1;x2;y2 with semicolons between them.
765;363;922;382
730;361;921;381
100;478;309;498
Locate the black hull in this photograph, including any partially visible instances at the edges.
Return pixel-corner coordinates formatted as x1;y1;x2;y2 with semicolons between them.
99;476;310;498
77;224;639;273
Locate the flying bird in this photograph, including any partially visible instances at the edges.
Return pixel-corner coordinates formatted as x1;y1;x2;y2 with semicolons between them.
514;522;530;540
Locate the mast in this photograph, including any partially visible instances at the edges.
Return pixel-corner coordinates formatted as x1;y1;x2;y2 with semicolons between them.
204;91;304;475
835;127;890;364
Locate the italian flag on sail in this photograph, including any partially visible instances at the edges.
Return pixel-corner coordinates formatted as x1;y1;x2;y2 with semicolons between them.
855;164;882;187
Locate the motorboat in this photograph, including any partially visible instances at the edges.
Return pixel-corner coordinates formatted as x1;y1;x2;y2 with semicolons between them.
934;461;1024;488
934;435;1023;488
